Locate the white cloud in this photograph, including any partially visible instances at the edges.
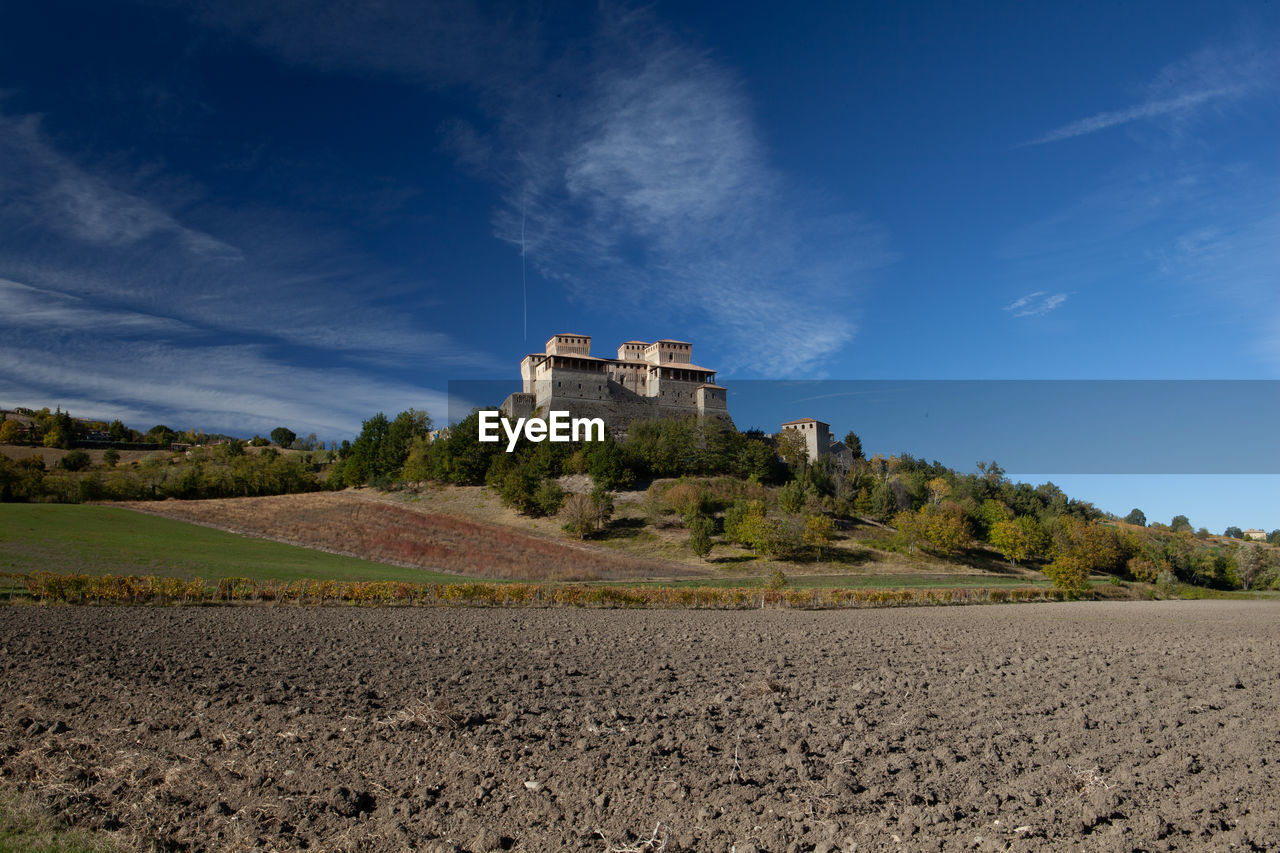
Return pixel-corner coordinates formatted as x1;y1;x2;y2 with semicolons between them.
1004;291;1069;318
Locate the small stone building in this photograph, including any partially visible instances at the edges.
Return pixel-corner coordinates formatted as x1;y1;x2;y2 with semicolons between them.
778;417;854;472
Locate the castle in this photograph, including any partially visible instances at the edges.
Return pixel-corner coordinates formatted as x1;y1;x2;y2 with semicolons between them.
500;333;731;432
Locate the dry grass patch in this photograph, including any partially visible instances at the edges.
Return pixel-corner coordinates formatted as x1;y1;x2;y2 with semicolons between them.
122;491;696;582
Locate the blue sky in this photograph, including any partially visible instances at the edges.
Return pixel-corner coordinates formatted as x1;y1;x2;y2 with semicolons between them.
1;1;1277;531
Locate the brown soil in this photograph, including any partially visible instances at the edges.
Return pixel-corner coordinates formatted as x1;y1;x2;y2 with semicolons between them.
117;492;697;582
3;601;1279;851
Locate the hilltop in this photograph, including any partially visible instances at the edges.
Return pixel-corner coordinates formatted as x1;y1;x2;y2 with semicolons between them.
3;404;1277;596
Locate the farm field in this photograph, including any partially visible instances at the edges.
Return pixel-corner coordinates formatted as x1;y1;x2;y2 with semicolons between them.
2;601;1278;851
115;492;694;583
0;504;462;585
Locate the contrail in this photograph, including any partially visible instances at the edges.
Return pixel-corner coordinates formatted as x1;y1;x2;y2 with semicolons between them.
521;192;527;342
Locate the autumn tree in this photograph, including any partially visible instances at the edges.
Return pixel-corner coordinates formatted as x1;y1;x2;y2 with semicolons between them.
729;500;771;553
560;494;597;539
1048;516;1122;579
926;477;951;506
803;514;835;560
989;516;1049;565
775;428;808;467
923;503;972;554
1170;514;1192;533
0;420;23;444
893;508;928;554
1044;555;1092;594
664;481;709;525
1235;544;1265;590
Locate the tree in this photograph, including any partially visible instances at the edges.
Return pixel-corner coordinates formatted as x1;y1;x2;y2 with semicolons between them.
1044;555;1092;594
148;425;176;446
270;427;297;448
1170;514;1192;533
533;479;566;516
868;479;898;522
1224;526;1244;539
923;503;972;554
589;484;614;530
926;477;951;506
493;466;540;514
107;419;128;441
893;509;929;554
777;480;807;515
803;514;835;560
560;493;598;540
58;450;91;472
664;482;710;524
1236;544;1265;590
775;429;808;466
0;420;24;444
975;499;1013;540
843;431;864;460
688;515;714;561
1049;516;1122;577
1124;508;1147;527
102;448;120;466
989;516;1049;565
401;434;433;481
730;500;771;553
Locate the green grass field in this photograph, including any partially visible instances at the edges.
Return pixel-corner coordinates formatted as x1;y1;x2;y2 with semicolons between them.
0;504;465;584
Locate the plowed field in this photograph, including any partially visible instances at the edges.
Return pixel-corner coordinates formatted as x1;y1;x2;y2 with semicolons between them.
2;601;1279;851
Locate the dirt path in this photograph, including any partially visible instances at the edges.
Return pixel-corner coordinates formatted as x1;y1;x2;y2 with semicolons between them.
2;601;1278;851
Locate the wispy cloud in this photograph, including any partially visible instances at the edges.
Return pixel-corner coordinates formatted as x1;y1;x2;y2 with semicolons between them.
0;278;191;334
1025;87;1239;146
0;336;450;438
181;2;894;375
1004;291;1069;318
0;113;241;258
0;101;502;432
491;14;894;375
1024;41;1274;146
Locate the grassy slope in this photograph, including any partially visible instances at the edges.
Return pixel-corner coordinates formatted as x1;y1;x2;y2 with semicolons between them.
0;504;463;584
386;486;1056;590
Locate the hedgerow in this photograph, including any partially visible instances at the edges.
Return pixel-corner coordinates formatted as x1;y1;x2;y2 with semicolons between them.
6;572;1081;609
